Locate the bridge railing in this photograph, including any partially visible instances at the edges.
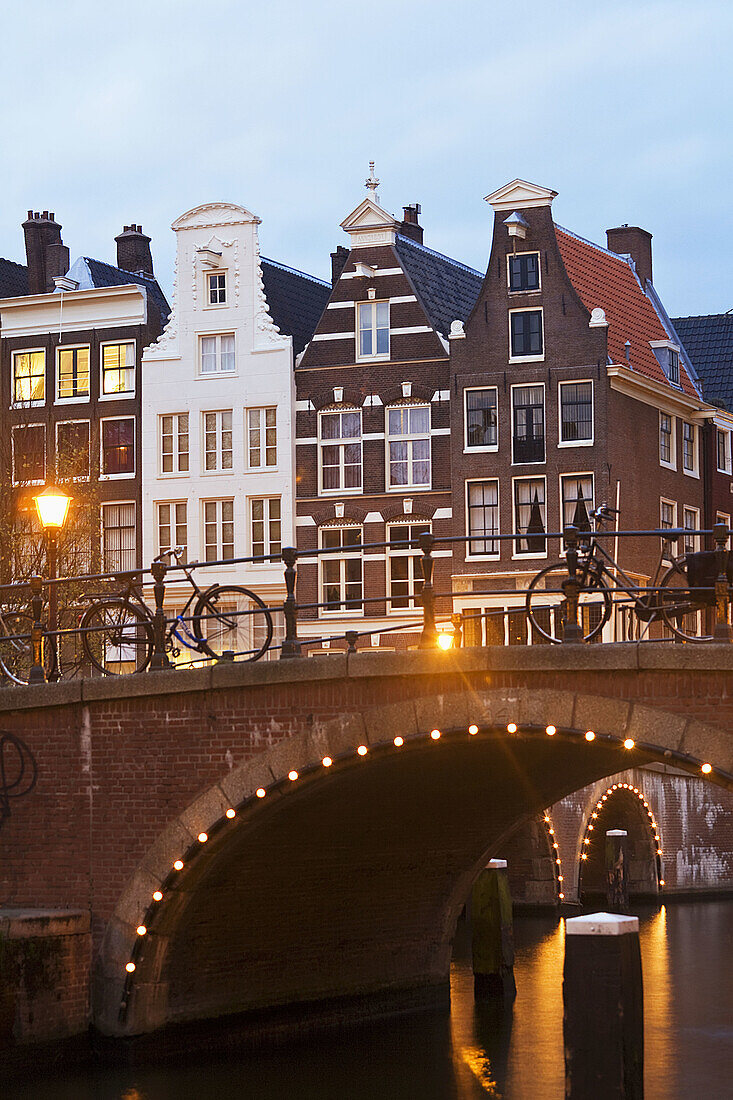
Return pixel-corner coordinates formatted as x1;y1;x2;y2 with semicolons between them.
0;520;731;684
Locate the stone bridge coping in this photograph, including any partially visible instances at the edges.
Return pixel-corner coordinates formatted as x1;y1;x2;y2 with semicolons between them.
1;642;732;712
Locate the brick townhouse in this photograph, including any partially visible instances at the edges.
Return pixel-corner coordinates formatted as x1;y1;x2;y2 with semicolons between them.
294;169;482;650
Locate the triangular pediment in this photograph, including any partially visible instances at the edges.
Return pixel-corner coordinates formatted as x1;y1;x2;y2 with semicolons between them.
340;196;398;233
172;202;261;231
484;179;558;212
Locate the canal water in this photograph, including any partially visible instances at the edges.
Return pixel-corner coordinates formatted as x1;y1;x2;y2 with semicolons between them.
6;900;732;1099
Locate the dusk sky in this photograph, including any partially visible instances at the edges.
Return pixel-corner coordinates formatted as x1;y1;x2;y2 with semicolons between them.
1;0;731;317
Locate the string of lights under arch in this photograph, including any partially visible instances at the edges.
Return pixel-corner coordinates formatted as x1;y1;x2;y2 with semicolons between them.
577;780;665;893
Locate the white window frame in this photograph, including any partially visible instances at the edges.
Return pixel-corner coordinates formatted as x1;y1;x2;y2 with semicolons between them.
717;428;732;474
55;343;91;404
465;479;500;561
660;497;677;562
356;300;390;361
246;406;278;470
100;415;136;480
506;250;541;294
682;506;700;554
559;472;595;532
319;524;363;617
385;404;431;491
202;498;235;564
12;348;46;408
508;307;544;363
100;339;136;400
205;271;227;308
659;412;676;470
511;381;546;465
512;475;548;560
101;500;137;574
157;501;188;559
558;379;594;447
11;422;45;486
249;496;282;560
386;520;431;613
682;421;699;478
55;419;91;482
464;386;498;453
199;332;236;376
650;340;682;387
318;407;362;495
159;413;190;476
716;511;731;531
202;409;233;474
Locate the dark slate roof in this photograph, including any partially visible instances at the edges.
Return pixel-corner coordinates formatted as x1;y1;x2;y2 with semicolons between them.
72;257;171;325
394;233;483;338
0;257;29;298
261;258;330;355
673;313;733;411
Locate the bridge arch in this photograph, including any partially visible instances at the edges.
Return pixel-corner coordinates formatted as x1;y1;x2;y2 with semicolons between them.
577;781;663;899
95;685;733;1039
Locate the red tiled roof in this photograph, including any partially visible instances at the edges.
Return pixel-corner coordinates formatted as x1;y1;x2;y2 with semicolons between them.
555;227;698;397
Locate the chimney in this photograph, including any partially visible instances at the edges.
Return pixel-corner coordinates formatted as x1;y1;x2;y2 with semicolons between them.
399;203;423;244
330;245;349;287
22;210;70;294
606;225;653;286
115;223;154;276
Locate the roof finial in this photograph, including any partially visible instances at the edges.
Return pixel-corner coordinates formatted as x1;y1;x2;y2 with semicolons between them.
365;160;380;203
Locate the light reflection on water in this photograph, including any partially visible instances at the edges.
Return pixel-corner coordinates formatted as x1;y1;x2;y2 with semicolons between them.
4;901;732;1100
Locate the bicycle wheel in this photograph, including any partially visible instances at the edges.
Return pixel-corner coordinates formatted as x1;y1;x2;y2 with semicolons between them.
81;599;154;675
193;585;273;661
658;559;714;642
0;611;34;684
526;562;612;644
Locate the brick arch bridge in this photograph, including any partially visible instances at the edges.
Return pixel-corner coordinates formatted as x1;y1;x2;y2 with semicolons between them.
0;645;731;1047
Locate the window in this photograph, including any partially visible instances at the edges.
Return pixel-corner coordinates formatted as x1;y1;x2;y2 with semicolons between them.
660;498;677;559
13;350;45;405
682;422;697;474
158;502;187;560
207;272;226;305
668;349;680;385
508;252;540;292
203;500;234;562
101;418;134;476
102;342;135;396
387;405;430;489
717;429;731;474
512;384;545;464
465;388;498;450
387;521;430;610
57;346;89;399
683;506;699;554
561;474;594;531
320;526;362;612
12;424;45;485
56;421;90;481
716;511;730;528
200;333;235;374
467;480;499;557
251;497;282;558
559;381;593;444
509;309;543;358
659;413;674;467
514;477;546;556
102;503;136;573
247;407;277;469
204;411;233;472
160;413;189;474
320;409;362;492
357;301;389;359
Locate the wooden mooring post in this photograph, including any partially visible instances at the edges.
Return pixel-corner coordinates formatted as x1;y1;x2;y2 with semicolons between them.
606;829;629;914
471;858;516;1000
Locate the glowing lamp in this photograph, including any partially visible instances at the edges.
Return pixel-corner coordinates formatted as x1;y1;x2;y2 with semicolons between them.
393;736;404;747
507;723;517;734
430;729;441;740
226;808;236;819
322;756;333;767
585;730;595;742
288;770;299;781
624;738;635;749
357;745;368;755
468;724;479;736
197;832;208;843
437;633;453;651
125;962;136;973
546;725;556;736
173;859;184;871
152;891;163;902
701;763;712;774
256;787;266;798
34;485;72;530
136;925;146;936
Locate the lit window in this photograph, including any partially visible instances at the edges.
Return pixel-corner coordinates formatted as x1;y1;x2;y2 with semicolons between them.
561;475;594;531
357;301;389;359
56;421;90;481
251;497;281;558
320;526;362;612
102;502;136;573
467;480;499;556
387;406;430;489
559;382;593;444
101;418;134;476
57;346;90;399
102;343;135;395
508;252;540;292
200;333;235;374
204;500;234;561
160;413;189;474
465;388;498;449
683;506;699;554
158;502;187;560
660;414;674;467
247;407;277;469
207;272;226;305
682;422;696;473
388;522;430;609
509;309;543;358
12;424;45;485
204;411;233;472
13;350;45;405
717;429;731;474
320;409;362;492
512;385;545;464
514;477;546;555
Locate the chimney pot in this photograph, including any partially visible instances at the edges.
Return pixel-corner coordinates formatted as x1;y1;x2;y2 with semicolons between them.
22;208;68;293
399;203;424;244
115;223;154;276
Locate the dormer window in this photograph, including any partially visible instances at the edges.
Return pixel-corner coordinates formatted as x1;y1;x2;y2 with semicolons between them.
668;349;679;385
207;272;226;305
508;252;540;292
650;341;680;386
357;301;389;359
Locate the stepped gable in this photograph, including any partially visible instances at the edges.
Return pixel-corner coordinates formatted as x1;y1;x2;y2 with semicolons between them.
72;256;171;324
394;233;483;339
556;226;698;396
673;313;733;412
261;258;330;355
0;257;29;297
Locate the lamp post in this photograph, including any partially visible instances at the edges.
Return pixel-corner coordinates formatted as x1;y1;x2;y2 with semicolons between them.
34;485;72;683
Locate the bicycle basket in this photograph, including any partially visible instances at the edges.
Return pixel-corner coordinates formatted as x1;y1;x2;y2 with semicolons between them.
684;550;732;599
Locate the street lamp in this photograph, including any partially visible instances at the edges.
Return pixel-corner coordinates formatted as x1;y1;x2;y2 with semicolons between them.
34;485;72;682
